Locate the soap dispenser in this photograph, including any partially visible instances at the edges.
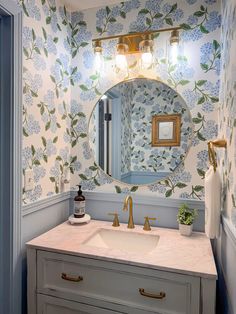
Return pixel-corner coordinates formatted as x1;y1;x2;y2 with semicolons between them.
74;185;86;218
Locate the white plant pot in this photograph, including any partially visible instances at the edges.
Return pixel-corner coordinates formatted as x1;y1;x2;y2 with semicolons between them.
179;223;193;236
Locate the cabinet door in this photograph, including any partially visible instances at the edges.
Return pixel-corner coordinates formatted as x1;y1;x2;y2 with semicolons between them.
37;294;123;314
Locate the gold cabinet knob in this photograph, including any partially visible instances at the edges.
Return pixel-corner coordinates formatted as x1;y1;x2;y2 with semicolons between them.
143;216;156;231
108;213;120;227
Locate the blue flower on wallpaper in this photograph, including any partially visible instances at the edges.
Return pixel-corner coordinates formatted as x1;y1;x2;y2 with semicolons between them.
83;51;94;69
24;114;41;135
197;149;209;171
45;139;57;157
148;182;167;193
129;1;183;32
44;34;57;55
200;40;221;75
24;185;42;203
42;0;59;33
20;0;41;20
33;166;46;183
82;142;92;160
181;6;221;42
96;6;123;36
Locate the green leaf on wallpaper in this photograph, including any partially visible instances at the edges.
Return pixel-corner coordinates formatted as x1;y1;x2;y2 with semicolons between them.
210;96;219;103
34;160;40;166
45;122;51;131
72;119;78;126
42;27;47;40
176;183;187;188
79;84;89;91
94;178;101;186
62;20;67;26
71;140;77;147
179;80;190;86
154;13;163;18
31;145;36;156
72;51;77;58
192;117;202;124
180;23;191;30
53;136;58;143
41;137;47;147
35;47;41;55
200;25;209;34
200;5;205;11
197;168;205;178
200;63;209;71
81;42;89;47
197;132;206;141
23;128;29;137
130;186;138;192
106;6;111;15
90;74;99;80
51;6;56;12
46;16;51;24
165;189;172;197
53;37;58;43
23;48;29;58
50;75;56;83
43;155;48;162
43;48;48;57
79;174;88;180
96;27;102;34
120;11;126;19
78;21;87;26
57;23;62;31
56;123;61;128
50;108;56;114
146;17;152;26
213;39;220;50
109;17;116;23
71;156;77;163
22;3;29;17
32;29;36;41
50;177;56;182
55;186;59;194
95;88;101;96
139;8;149;14
165;18;173;26
31;90;38;97
80;133;87;138
56;156;62;161
115;186;122;194
78;112;86;117
170;3;177;12
41;0;46;4
194;11;205;17
197;96;205;105
193;185;204;192
196;80;207;86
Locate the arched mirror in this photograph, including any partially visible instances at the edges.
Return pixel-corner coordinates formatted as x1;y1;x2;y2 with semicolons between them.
88;78;193;186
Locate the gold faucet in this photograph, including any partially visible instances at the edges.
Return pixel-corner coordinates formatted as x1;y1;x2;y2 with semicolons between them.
123;195;135;229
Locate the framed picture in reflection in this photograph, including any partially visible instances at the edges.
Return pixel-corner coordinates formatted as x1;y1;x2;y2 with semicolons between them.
152;114;181;147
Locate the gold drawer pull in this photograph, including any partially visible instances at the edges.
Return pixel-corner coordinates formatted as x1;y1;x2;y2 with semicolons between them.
61;273;83;282
139;288;166;299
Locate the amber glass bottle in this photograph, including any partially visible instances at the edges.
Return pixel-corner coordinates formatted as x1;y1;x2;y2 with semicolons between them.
74;185;85;218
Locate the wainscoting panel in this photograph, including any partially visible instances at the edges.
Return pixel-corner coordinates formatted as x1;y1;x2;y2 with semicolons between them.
83;191;205;232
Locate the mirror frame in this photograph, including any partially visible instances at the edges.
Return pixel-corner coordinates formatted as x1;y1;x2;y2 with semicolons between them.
87;77;194;187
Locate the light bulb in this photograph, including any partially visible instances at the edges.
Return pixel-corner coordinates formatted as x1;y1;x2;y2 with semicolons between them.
141;52;153;69
94;51;103;72
115;54;128;71
170;42;179;64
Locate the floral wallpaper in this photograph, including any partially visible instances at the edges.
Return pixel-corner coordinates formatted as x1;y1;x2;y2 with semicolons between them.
218;0;236;227
20;0;221;204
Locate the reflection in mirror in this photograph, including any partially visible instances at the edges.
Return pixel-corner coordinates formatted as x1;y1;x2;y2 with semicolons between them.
89;78;192;186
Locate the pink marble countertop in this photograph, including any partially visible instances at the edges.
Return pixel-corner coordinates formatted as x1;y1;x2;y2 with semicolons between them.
26;219;217;279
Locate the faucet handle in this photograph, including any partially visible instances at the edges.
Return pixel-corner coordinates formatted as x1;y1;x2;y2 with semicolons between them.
108;213;120;227
143;216;156;231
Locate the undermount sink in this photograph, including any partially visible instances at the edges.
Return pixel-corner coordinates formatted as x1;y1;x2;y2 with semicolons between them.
82;228;159;254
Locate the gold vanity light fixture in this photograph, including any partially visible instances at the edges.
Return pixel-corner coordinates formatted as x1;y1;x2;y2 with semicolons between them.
208;139;227;172
92;26;181;70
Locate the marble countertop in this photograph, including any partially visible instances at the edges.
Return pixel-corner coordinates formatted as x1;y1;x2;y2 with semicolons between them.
26;219;217;279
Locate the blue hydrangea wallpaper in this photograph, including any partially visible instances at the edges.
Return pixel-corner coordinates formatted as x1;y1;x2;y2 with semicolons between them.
19;0;222;203
219;0;236;227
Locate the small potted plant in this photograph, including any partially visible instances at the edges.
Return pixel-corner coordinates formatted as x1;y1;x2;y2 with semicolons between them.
177;204;197;236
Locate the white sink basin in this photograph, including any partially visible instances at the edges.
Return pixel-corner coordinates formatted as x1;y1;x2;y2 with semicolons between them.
83;228;159;254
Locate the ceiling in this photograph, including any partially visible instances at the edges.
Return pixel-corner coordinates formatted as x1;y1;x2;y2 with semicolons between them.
62;0;123;11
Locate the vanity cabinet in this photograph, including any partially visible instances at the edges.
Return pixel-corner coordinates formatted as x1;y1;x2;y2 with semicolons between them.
28;248;212;314
27;221;217;314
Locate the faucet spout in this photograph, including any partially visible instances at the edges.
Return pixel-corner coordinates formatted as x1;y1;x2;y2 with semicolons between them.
123;195;135;229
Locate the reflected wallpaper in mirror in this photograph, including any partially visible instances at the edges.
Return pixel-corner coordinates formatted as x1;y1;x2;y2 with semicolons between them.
89;78;193;185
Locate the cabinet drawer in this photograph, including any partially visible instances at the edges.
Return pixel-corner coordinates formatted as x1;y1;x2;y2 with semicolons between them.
38;294;123;314
37;250;200;314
